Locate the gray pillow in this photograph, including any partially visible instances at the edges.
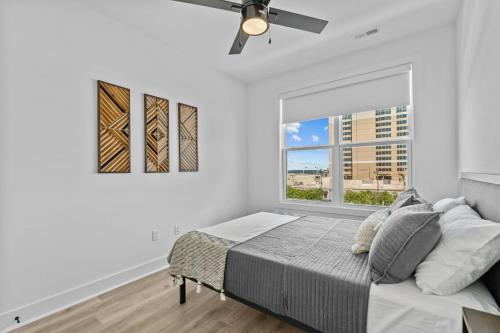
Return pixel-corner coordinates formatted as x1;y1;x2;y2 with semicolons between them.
369;210;441;284
373;203;433;232
389;188;426;212
392;202;433;215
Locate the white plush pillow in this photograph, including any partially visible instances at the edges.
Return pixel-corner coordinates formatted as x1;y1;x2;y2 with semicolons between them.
415;217;500;295
438;204;480;228
352;209;389;254
433;196;466;212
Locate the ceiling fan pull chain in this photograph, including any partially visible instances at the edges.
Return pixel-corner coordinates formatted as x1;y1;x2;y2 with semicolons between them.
268;11;272;44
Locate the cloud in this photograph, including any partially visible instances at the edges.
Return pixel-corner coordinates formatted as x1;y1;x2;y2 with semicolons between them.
311;135;319;143
292;134;302;142
286;122;301;134
324;126;329;131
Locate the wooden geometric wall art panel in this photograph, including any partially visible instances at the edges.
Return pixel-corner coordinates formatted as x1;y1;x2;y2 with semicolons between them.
97;81;130;173
144;94;169;173
178;103;199;172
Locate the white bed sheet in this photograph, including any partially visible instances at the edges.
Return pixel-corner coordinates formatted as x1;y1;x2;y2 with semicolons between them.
367;278;500;333
198;212;300;242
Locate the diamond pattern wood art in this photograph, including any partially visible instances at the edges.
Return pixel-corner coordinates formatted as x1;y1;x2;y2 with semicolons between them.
97;81;130;173
178;103;199;172
145;94;169;173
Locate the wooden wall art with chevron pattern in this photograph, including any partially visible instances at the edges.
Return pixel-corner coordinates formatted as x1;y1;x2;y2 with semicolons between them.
97;81;130;173
178;103;199;172
144;94;169;173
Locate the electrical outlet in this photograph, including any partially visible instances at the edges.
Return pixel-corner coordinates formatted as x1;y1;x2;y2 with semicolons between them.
152;229;159;241
174;225;180;236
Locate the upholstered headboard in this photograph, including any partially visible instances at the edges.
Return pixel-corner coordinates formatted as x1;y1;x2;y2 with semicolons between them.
458;177;500;305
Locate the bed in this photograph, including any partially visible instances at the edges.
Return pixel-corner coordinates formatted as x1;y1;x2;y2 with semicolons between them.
167;178;500;333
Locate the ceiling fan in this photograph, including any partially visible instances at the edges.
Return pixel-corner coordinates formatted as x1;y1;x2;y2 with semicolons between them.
172;0;328;54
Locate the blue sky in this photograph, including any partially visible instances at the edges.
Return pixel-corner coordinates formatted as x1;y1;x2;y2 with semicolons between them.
286;118;330;170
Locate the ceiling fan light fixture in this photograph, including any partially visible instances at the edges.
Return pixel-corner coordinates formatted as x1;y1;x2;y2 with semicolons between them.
241;3;269;36
242;17;268;36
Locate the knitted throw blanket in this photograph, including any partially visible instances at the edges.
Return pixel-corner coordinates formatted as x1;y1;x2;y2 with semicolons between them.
167;231;238;291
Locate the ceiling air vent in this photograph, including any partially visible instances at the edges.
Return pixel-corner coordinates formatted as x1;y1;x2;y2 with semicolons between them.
355;27;380;40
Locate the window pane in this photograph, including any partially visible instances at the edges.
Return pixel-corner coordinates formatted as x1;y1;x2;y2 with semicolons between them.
286;149;331;202
285;118;330;147
340;106;409;143
343;144;408;206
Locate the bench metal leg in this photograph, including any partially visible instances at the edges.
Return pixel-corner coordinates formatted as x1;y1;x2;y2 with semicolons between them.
179;277;186;304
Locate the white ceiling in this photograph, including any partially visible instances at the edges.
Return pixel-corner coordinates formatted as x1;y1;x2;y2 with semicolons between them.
77;0;461;83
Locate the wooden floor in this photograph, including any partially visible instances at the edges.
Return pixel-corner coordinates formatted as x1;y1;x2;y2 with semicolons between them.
13;270;303;333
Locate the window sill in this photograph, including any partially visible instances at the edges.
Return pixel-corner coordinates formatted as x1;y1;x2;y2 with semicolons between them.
277;200;384;219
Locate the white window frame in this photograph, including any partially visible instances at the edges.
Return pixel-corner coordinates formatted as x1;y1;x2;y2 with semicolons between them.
278;67;414;212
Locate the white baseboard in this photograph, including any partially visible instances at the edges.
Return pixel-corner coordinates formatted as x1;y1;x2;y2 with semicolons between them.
0;256;169;333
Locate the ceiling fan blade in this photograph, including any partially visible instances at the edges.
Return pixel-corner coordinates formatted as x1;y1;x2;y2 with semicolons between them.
229;29;249;55
172;0;242;13
268;8;328;33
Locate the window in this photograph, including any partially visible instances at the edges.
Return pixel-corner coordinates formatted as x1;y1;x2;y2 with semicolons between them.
376;150;391;155
282;106;411;207
284;118;332;202
280;64;412;208
376;115;391;121
376;109;391;116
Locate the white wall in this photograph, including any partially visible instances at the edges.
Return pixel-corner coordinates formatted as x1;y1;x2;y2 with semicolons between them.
246;25;458;216
0;0;247;329
457;0;500;174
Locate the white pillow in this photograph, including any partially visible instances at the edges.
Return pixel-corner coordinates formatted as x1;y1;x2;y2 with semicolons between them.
415;217;500;295
433;196;467;212
352;209;389;254
438;204;481;228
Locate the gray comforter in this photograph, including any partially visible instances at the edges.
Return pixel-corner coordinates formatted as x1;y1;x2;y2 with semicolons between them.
224;215;371;333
